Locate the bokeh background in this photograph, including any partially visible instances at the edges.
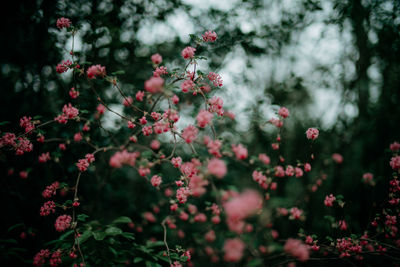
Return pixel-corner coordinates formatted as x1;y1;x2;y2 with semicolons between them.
1;0;400;266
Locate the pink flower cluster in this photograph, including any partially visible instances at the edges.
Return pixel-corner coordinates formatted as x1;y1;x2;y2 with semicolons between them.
55;103;79;124
223;238;245;262
202;31;218;42
196;110;213;128
208;72;223;87
33;249;50;266
56;60;72;73
181;46;196;59
151;175;162;187
306;128;319;140
42;182;59;198
151;53;162;65
86;64;106;79
223;190;262;234
76;153;95;172
109;150;140;168
40;201;56;216
182;125;198;144
324;194;336;207
284;238;310;262
56;17;71;29
54;214;72;232
232;144;248;160
207;158;227;178
20;116;35;133
144;76;164;93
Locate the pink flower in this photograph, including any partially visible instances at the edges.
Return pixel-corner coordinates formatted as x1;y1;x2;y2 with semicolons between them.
56;17;71;29
339;220;348;230
332;153;343;164
202;31;218;42
153;66;168;77
144;76;164;93
181;46;196;59
182;125;198;144
304;163;311;172
62;103;79;119
73;132;82;142
97;104;106;115
252;171;267;187
208;96;224;116
208;72;223;87
69;87;79;99
171;157;182;168
278;107;290;118
33;249;50;267
223;238;245;262
55;215;72;232
20;116;35;133
123;96;133;107
143;212;156;223
295;167;303;177
139;116;147;125
19;171;28;179
150;140;160;150
176;187;191;203
196;110;213;128
86;64;106;79
49;250;62;267
207;139;222;157
205;230;216;242
390;156;400;170
151;53;162;65
194;213;207;222
224;190;262;234
306;128;319;140
76;158;89;172
274;166;285;177
232;144;248;160
0;132;16;147
324;194;336;207
136;91;145;101
189;175;209;197
150;175;162;187
142;125;153;136
284;238;310;262
363;173;374;184
38;152;51;163
56;60;72;74
109;150;139;168
171;95;179;104
285;165;294;176
258;153;270;165
207;158;227;178
390;142;400;152
290;207;303;220
181;79;195;93
40;201;56;216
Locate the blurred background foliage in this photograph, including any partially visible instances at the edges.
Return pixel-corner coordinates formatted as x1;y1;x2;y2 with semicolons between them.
1;0;400;266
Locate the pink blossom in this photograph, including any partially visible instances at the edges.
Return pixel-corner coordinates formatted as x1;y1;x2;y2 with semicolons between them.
76;158;89;172
207;139;222;157
208;96;224;116
40;201;56;216
123;96;133;107
274;166;285;177
339;220;348;230
202;31;218;42
324;194;336;207
49;250;62;267
136;91;145;101
258;153;270;165
69;87;79;99
56;17;71;29
151;175;162;187
285;165;294;176
224;190;262;234
97;104;106;115
62;103;79;119
332;153;343;164
269;118;283;128
20;116;35;133
207;158;227;178
55;215;72;232
56;60;72;73
295;167;303;177
390;156;400;170
150;140;160;150
128;121;135;129
144;76;164;93
15;137;33;155
232;144;248;160
290;207;303;220
181;46;196;59
182;125;198;144
171;95;179;104
86;64;106;79
223;238;245;262
181;79;195;93
363;173;374;184
19;171;28;179
109;150;140;168
38;152;51;163
142;125;153;136
153;66;168;77
33;249;50;267
143;212;156;223
189;175;209;197
151;53;162;65
176;187;191;203
194;213;207;222
73;132;82;142
179;211;189;220
284;238;310;262
196;110;213;128
171;157;182;168
278;107;290;118
306;128;319;140
42;182;59;198
390;142;400;152
304;163;311;172
208;72;223;87
252;171;267;187
0;132;16;147
205;230;216;242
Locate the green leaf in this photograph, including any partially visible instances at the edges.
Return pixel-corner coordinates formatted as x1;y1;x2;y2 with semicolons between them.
33;115;42;120
0;239;17;244
93;231;107;241
78;230;92;243
111;70;125;75
146;241;164;248
134;257;143;263
77;214;90;222
105;226;123;236
112;216;132;224
7;223;24;233
0;121;11;126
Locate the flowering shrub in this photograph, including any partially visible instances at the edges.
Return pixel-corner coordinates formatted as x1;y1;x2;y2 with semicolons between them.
1;17;400;267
